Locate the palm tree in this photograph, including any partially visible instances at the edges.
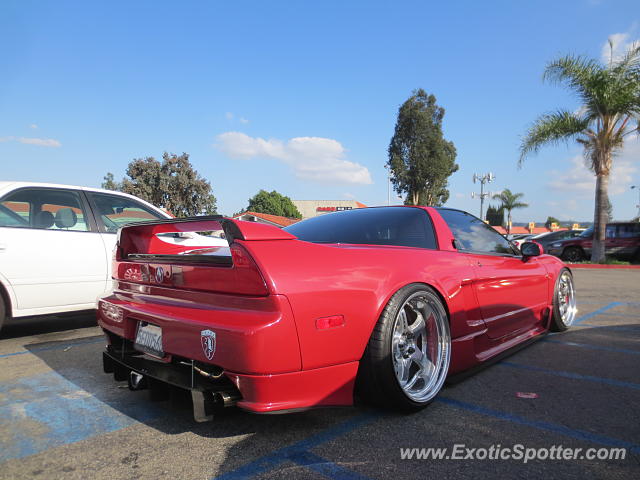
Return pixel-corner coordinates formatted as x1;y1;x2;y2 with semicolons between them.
519;43;640;262
493;189;528;235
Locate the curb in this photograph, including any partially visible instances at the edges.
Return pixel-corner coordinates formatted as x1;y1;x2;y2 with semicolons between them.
565;263;640;269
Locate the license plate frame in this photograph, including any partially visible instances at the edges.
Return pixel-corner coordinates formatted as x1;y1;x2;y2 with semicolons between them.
134;321;164;358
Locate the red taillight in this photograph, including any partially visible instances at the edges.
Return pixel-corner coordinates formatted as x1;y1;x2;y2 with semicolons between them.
230;243;269;296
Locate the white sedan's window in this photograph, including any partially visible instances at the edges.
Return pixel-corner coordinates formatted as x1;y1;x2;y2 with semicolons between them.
0;189;89;231
88;192;164;233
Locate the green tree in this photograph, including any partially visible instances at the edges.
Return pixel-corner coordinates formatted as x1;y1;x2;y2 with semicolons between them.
101;172;120;191
106;152;217;217
545;216;561;229
492;189;528;235
486;204;505;227
388;89;458;206
245;190;302;218
519;44;640;262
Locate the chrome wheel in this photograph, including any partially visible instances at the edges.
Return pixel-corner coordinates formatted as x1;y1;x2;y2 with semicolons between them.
557;271;577;326
391;291;450;403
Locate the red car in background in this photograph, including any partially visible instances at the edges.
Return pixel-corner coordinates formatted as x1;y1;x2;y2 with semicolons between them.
546;222;640;262
98;207;577;420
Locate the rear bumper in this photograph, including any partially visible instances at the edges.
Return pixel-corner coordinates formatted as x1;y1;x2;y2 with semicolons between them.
98;287;358;412
98;287;302;374
102;333;357;412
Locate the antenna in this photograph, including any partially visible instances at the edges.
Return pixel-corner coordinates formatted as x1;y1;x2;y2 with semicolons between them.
471;172;495;220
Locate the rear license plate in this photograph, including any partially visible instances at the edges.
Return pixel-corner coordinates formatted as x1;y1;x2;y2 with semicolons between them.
134;322;164;357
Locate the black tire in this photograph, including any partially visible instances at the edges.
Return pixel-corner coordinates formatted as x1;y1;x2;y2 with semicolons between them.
356;283;451;411
562;246;585;262
550;268;577;332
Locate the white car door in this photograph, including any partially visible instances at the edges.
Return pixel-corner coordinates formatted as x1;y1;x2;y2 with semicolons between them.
83;191;228;293
0;187;108;314
84;191;169;292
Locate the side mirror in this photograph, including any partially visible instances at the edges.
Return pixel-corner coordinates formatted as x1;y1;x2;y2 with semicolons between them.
521;241;543;258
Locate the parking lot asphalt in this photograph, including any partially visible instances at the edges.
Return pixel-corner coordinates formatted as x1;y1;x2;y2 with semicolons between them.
1;269;638;479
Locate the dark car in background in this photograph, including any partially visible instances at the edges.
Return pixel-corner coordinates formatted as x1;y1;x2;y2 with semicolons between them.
531;229;584;253
546;222;640;262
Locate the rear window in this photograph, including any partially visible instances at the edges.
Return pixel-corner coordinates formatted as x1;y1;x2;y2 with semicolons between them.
284;207;437;249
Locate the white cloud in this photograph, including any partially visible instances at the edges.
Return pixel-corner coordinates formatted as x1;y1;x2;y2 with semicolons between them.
547;138;639;195
454;192;466;199
0;136;61;147
216;131;373;185
239;117;249;124
343;192;355;199
601;26;639;64
18;137;62;147
29;123;38;129
225;112;234;120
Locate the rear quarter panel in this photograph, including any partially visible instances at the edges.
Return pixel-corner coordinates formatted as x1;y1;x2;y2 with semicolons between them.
240;239;483;370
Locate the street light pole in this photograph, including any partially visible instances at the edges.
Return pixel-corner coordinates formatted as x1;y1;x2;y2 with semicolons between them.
632;185;640;218
471;172;495;221
384;164;391;205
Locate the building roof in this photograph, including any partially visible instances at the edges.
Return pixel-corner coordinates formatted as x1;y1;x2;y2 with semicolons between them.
493;226;569;235
233;211;301;227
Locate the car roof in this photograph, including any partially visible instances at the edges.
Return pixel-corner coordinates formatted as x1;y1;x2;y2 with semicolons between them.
0;181;170;217
0;180;126;194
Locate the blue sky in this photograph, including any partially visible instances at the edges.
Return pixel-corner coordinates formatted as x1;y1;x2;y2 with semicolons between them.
1;0;639;222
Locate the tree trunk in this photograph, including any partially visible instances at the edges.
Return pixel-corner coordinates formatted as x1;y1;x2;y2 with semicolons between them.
507;211;512;235
591;173;609;262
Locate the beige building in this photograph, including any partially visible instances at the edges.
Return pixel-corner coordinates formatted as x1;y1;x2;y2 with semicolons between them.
292;200;367;219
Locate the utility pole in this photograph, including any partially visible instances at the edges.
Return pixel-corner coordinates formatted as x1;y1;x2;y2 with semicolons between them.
471;172;495;221
632;185;640;219
384;164;391;205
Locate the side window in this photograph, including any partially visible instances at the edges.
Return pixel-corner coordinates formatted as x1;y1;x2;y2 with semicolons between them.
617;224;640;238
438;209;514;255
87;192;165;233
0;201;30;227
0;189;89;231
605;225;617;239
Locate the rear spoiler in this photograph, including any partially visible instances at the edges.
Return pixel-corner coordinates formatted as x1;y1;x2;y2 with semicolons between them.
116;215;297;260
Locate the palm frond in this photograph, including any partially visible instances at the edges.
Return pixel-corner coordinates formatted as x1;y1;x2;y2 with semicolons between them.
543;55;603;104
519;111;590;165
611;43;640;75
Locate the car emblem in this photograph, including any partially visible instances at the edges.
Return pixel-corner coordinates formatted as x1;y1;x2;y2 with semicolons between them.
155;266;164;283
201;329;216;360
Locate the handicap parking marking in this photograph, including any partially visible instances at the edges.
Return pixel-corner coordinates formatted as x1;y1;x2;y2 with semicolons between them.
543;338;640;356
579;324;640;333
499;361;640;391
213;392;640;480
437;397;640;454
0;370;162;462
288;450;373;480
574;302;624;325
0;336;104;359
212;412;380;480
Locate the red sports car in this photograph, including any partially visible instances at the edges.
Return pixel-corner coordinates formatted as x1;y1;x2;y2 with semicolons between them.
98;206;577;420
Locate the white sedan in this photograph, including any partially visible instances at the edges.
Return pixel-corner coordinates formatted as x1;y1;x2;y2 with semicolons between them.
0;181;225;332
